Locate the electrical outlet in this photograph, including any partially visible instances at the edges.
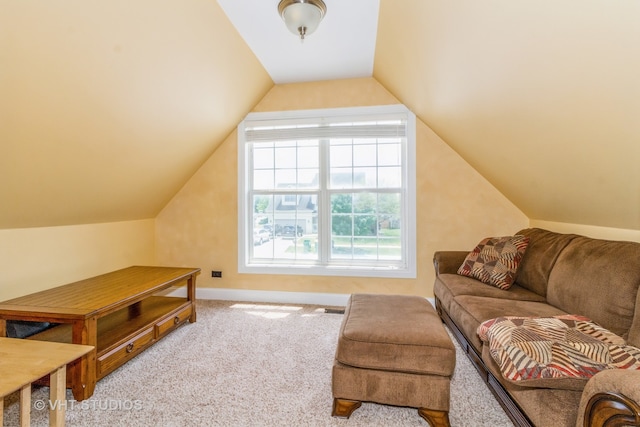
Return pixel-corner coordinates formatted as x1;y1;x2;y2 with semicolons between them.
211;271;222;278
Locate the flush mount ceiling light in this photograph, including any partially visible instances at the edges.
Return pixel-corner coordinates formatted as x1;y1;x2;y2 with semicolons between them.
278;0;327;41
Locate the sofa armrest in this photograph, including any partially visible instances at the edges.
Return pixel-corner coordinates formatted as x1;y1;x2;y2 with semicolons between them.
576;369;640;427
433;251;468;275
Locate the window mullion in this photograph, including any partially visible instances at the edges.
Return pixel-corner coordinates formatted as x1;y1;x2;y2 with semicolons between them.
319;137;330;264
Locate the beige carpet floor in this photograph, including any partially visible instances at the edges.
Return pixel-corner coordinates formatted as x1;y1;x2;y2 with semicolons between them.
3;299;514;426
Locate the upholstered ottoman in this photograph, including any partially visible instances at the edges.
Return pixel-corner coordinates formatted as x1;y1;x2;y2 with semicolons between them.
332;294;456;426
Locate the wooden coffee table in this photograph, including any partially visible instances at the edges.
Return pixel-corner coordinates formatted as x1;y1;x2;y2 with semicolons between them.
0;337;94;427
0;266;200;401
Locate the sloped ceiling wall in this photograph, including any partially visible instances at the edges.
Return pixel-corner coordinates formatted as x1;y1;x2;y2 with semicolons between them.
0;0;273;228
1;0;638;232
374;0;640;231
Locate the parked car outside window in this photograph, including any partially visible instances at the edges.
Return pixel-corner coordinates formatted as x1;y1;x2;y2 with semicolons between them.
281;225;303;239
253;228;271;245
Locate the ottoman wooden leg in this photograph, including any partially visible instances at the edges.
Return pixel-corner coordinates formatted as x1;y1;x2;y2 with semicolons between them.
418;408;451;427
332;398;362;418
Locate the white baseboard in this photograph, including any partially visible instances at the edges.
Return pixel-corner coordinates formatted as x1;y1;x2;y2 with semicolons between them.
164;287;351;307
162;287;434;308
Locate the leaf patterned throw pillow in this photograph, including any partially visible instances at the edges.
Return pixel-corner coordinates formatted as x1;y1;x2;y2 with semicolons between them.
457;235;530;290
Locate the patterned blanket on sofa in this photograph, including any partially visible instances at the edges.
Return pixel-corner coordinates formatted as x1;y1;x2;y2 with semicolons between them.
478;315;640;384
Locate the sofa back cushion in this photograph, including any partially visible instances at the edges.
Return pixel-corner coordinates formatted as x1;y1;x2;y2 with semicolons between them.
627;286;640;348
546;236;640;340
514;228;577;297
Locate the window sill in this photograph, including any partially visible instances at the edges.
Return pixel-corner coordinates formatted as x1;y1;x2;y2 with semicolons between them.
239;263;416;279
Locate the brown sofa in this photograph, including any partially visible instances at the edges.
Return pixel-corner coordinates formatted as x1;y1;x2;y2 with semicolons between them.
433;228;640;427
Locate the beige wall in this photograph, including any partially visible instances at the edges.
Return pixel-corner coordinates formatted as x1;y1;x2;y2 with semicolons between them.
156;78;529;298
5;77;635;303
0;219;155;301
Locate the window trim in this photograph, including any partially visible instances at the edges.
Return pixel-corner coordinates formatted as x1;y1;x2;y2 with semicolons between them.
238;104;416;279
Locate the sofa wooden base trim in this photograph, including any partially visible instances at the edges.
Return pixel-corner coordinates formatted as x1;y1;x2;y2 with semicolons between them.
583;392;640;427
435;298;534;427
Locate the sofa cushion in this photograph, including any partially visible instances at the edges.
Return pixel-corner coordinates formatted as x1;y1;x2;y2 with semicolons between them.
514;228;577;297
481;345;583;427
449;295;567;353
478;315;640;391
436;273;546;303
434;273;547;323
629;287;640;348
457;235;530;290
546;236;640;340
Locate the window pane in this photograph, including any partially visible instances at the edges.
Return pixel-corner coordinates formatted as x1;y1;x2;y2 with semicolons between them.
252;196;274;258
330;144;352;167
253;170;274;190
298;144;319;168
331;194;352;213
275;169;296;188
253;146;274;169
330;167;353;189
282;194;298;206
275;146;296;169
378;166;402;188
378;143;401;166
328;192;403;261
378;193;401;215
331;215;352;236
253;195;272;215
298;169;318;188
331;234;353;259
353;193;376;214
378;228;401;260
253;194;318;261
354;215;377;236
353;167;376;188
353;144;376;167
378;191;401;260
354;237;376;259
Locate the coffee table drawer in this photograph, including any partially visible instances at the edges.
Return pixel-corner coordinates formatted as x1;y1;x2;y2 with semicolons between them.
98;328;154;376
155;305;192;338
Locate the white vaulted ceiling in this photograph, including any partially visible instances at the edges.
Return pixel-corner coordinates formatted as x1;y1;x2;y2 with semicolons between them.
217;0;379;84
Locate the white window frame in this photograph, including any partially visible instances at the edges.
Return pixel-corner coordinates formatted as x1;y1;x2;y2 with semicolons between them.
238;104;416;278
